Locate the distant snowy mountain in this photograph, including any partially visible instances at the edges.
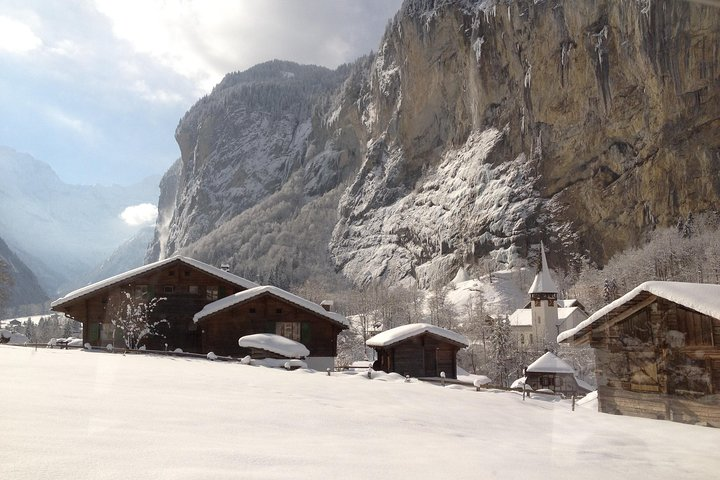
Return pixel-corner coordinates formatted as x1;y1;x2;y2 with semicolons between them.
86;226;155;283
0;146;160;297
0;235;47;308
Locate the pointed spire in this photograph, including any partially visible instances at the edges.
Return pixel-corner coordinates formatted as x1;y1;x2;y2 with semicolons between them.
528;241;558;294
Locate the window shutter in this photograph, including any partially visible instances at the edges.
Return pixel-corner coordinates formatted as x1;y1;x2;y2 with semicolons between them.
301;322;311;344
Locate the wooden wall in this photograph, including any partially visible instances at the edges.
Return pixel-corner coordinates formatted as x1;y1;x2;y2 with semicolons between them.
525;372;582;395
198;295;343;357
591;298;720;427
375;334;460;378
598;386;720;427
54;260;246;351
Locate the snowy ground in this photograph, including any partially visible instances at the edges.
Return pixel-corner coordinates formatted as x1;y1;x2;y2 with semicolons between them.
2;346;718;480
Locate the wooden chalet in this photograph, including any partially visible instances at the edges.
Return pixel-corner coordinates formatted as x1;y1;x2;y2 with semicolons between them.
524;351;592;396
192;285;348;371
366;323;469;379
51;256;258;352
559;281;720;427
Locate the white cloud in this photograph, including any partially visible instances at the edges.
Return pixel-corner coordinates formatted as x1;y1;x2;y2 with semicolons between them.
92;0;403;94
0;15;42;54
120;203;158;226
44;107;97;139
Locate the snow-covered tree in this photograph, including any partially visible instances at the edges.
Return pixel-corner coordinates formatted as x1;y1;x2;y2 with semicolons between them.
488;316;513;386
106;290;166;350
457;291;491;374
427;284;456;329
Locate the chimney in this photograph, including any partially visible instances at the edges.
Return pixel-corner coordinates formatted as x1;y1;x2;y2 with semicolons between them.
320;300;334;312
220;263;230;272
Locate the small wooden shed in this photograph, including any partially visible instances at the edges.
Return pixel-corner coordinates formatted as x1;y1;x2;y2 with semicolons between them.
524;351;591;396
559;281;720;427
366;323;469;379
193;285;348;371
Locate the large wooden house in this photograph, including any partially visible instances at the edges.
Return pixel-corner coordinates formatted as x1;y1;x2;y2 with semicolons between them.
51;256;348;369
366;323;469;379
559;281;720;427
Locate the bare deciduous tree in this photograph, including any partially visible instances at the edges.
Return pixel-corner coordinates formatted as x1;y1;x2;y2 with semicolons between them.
106;290;166;350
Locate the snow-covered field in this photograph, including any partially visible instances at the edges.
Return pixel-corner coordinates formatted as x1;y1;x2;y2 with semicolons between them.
2;346;718;480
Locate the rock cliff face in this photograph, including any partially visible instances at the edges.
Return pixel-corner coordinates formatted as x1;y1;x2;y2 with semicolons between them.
151;0;720;288
148;61;350;259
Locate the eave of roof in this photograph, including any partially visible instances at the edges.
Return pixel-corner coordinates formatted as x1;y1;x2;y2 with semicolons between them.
193;285;349;328
557;281;720;344
526;352;576;374
366;323;469;348
51;256;258;308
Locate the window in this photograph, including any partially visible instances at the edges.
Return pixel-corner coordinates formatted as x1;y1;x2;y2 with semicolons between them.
163;285;175;294
134;285;149;299
548;299;555;307
184;270;191;277
168;270;175;276
520;334;525;345
188;285;199;295
249;308;256;314
206;286;218;301
276;322;301;341
529;334;534;344
275;308;282;314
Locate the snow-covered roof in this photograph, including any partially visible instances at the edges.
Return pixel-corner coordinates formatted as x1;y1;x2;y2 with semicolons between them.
528;242;557;294
557;299;579;308
51;256;258;307
508;307;580;327
366;323;469;348
526;352;575;374
558;281;720;344
238;333;310;358
193;285;349;328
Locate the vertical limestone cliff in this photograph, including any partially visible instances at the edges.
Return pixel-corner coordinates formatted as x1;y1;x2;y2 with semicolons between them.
150;0;720;288
330;0;720;285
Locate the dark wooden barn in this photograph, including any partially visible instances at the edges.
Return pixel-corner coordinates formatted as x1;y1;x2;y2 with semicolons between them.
192;285;348;370
524;351;592;396
51;256;258;352
559;281;720;427
366;323;469;379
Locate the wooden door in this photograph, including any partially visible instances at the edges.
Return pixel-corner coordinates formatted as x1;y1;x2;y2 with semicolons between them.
424;348;437;377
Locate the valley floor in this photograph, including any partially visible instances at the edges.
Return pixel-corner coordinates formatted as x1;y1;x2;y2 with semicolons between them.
2;346;718;479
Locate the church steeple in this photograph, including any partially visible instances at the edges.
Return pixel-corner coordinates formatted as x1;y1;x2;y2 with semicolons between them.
528;241;559;345
529;241;557;294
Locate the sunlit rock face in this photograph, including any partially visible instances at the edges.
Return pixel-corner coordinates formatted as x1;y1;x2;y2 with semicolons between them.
150;0;720;287
331;0;720;285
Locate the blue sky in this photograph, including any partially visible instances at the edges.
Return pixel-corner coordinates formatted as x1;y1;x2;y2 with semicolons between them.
0;0;403;186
